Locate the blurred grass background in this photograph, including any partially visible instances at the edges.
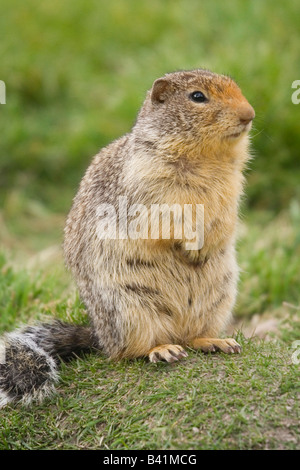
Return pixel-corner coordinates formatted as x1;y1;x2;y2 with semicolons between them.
0;0;299;326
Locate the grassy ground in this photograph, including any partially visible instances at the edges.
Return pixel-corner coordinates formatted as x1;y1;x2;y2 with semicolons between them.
0;0;300;451
0;338;299;450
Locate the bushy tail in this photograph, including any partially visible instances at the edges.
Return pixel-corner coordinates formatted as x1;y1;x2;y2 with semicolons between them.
0;320;96;408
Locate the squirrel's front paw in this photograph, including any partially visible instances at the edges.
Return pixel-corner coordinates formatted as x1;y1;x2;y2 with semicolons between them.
148;344;188;363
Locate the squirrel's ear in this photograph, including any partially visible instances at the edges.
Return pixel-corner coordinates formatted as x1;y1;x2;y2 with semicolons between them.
151;78;173;104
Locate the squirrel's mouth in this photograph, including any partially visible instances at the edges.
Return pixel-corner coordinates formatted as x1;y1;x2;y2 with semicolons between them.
226;122;252;139
227;131;243;139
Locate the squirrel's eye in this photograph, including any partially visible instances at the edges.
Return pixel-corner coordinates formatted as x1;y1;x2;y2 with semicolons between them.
189;91;207;103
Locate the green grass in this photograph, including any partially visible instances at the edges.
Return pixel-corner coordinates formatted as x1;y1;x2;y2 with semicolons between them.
236;203;300;319
0;336;299;450
1;0;300;214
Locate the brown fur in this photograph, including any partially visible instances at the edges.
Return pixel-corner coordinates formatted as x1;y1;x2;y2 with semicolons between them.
64;68;255;361
0;69;255;407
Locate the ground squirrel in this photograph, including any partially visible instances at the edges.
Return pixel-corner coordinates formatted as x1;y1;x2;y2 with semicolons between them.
0;69;255;407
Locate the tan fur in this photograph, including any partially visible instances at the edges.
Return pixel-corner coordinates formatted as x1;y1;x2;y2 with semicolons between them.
63;69;255;362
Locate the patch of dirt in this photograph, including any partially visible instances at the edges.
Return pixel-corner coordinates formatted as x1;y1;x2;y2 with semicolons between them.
229;313;281;340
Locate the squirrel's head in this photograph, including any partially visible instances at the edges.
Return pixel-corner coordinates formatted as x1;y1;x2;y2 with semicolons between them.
137;69;255;156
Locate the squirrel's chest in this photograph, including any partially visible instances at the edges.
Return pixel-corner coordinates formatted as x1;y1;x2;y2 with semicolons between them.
151;246;238;340
158;244;237;306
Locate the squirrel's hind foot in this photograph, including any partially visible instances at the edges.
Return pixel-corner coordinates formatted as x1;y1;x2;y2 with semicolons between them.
190;337;241;354
148;344;188;363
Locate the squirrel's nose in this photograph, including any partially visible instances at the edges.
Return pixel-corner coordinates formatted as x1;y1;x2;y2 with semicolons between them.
238;104;255;125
